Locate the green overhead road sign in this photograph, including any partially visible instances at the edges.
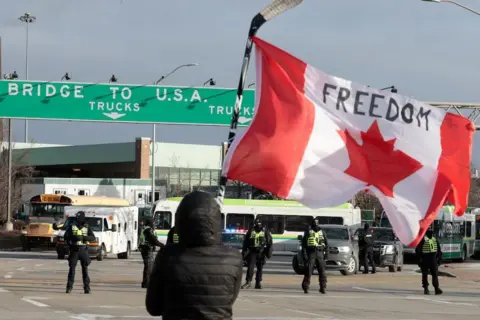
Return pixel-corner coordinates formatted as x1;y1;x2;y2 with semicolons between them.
0;80;255;125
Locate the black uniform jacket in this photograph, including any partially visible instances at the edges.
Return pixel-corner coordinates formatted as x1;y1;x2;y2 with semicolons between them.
146;191;243;320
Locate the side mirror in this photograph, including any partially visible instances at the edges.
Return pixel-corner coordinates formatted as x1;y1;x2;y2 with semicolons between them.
111;224;117;232
52;223;58;230
297;235;303;241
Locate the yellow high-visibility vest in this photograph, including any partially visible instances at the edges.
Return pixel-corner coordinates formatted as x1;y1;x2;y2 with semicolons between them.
307;230;325;248
72;225;89;245
422;237;438;253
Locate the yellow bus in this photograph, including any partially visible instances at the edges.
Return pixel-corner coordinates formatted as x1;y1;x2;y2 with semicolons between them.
22;194;130;251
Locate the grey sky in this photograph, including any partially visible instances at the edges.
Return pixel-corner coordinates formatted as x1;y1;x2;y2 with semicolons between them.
1;0;479;164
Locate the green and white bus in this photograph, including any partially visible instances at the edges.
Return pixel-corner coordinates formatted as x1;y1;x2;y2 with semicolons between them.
382;206;475;262
471;208;480;259
152;197;361;252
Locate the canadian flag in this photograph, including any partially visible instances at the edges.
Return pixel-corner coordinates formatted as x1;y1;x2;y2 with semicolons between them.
222;37;475;247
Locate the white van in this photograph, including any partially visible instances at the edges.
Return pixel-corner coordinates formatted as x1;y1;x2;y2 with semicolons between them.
55;206;139;261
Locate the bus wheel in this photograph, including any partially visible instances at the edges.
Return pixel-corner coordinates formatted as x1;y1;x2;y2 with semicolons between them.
461;245;467;262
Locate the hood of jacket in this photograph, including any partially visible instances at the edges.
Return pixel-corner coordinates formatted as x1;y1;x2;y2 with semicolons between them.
175;190;222;248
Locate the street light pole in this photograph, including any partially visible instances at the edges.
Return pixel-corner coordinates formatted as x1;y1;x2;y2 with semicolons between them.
1;38;14;231
422;0;480;15
18;12;36;143
152;63;198;202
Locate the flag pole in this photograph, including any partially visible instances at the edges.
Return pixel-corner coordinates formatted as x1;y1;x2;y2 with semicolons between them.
215;0;304;207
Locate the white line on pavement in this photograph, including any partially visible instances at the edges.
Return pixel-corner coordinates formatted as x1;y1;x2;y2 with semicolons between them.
16;267;25;271
0;288;9;292
352;286;413;294
21;296;50;307
405;296;477;307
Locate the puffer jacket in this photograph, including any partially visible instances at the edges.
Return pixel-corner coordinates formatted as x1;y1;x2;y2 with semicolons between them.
146;190;243;320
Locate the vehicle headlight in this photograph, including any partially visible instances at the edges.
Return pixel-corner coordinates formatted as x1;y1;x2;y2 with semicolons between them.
384;245;395;254
298;245;302;250
337;246;350;253
95;237;99;243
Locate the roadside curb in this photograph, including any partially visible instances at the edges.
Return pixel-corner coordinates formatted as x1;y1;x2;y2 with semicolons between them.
414;268;457;278
0;247;22;252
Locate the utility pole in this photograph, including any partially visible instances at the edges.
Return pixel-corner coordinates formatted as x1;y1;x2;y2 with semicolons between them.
0;37;13;231
152;63;198;203
19;12;36;143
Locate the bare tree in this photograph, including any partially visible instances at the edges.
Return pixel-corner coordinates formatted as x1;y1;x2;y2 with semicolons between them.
353;190;383;217
167;154;212;197
0;120;35;226
468;177;480;207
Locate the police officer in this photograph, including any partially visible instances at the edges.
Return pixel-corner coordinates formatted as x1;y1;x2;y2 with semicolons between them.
166;225;179;245
64;211;96;294
241;218;273;289
359;223;376;274
139;218;164;288
416;229;443;295
301;218;328;294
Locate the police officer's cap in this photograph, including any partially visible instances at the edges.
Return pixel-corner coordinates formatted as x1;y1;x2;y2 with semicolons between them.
76;211;86;219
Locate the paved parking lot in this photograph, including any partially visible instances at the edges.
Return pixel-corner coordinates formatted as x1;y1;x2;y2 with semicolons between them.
0;251;479;319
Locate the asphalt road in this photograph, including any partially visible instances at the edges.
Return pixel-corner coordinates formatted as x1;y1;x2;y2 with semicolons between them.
0;251;479;319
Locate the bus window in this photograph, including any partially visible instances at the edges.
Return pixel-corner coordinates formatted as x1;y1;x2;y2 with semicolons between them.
285;216;311;231
221;213;225;230
476;216;480;239
256;215;285;234
316;216;344;225
467;221;472;238
104;218;109;231
226;214;254;230
31;203;66;221
154;211;172;230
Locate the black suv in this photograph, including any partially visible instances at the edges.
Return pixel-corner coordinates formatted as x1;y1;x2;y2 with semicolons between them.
355;227;403;272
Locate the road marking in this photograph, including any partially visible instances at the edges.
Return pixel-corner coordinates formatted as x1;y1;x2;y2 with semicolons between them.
21;296;50;307
0;288;9;292
4;271;13;279
283;308;328;317
405;296;477;307
35;264;43;267
352;286;413;294
17;267;25;271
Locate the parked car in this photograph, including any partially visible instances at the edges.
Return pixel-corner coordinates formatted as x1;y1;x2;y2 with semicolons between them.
221;228;247;266
292;224;359;276
355;227;404;272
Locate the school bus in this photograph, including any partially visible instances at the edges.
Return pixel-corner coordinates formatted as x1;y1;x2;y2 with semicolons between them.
22;194;130;251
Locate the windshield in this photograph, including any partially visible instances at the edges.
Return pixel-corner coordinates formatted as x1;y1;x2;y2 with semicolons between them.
373;228;395;241
30;204;66;221
62;217;103;232
222;233;245;244
323;228;349;240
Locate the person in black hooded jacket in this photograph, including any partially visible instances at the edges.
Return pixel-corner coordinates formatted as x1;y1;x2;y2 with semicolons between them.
146;190;243;319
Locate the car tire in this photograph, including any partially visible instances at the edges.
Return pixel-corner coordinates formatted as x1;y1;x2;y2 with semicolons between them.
340;256;357;276
292;255;304;275
97;244;106;261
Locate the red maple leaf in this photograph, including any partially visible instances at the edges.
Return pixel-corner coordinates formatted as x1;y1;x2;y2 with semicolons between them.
338;120;423;198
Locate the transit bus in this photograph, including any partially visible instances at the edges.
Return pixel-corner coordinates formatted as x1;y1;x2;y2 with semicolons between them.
152;197;361;252
471;208;480;259
22;194;131;251
381;205;475;262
